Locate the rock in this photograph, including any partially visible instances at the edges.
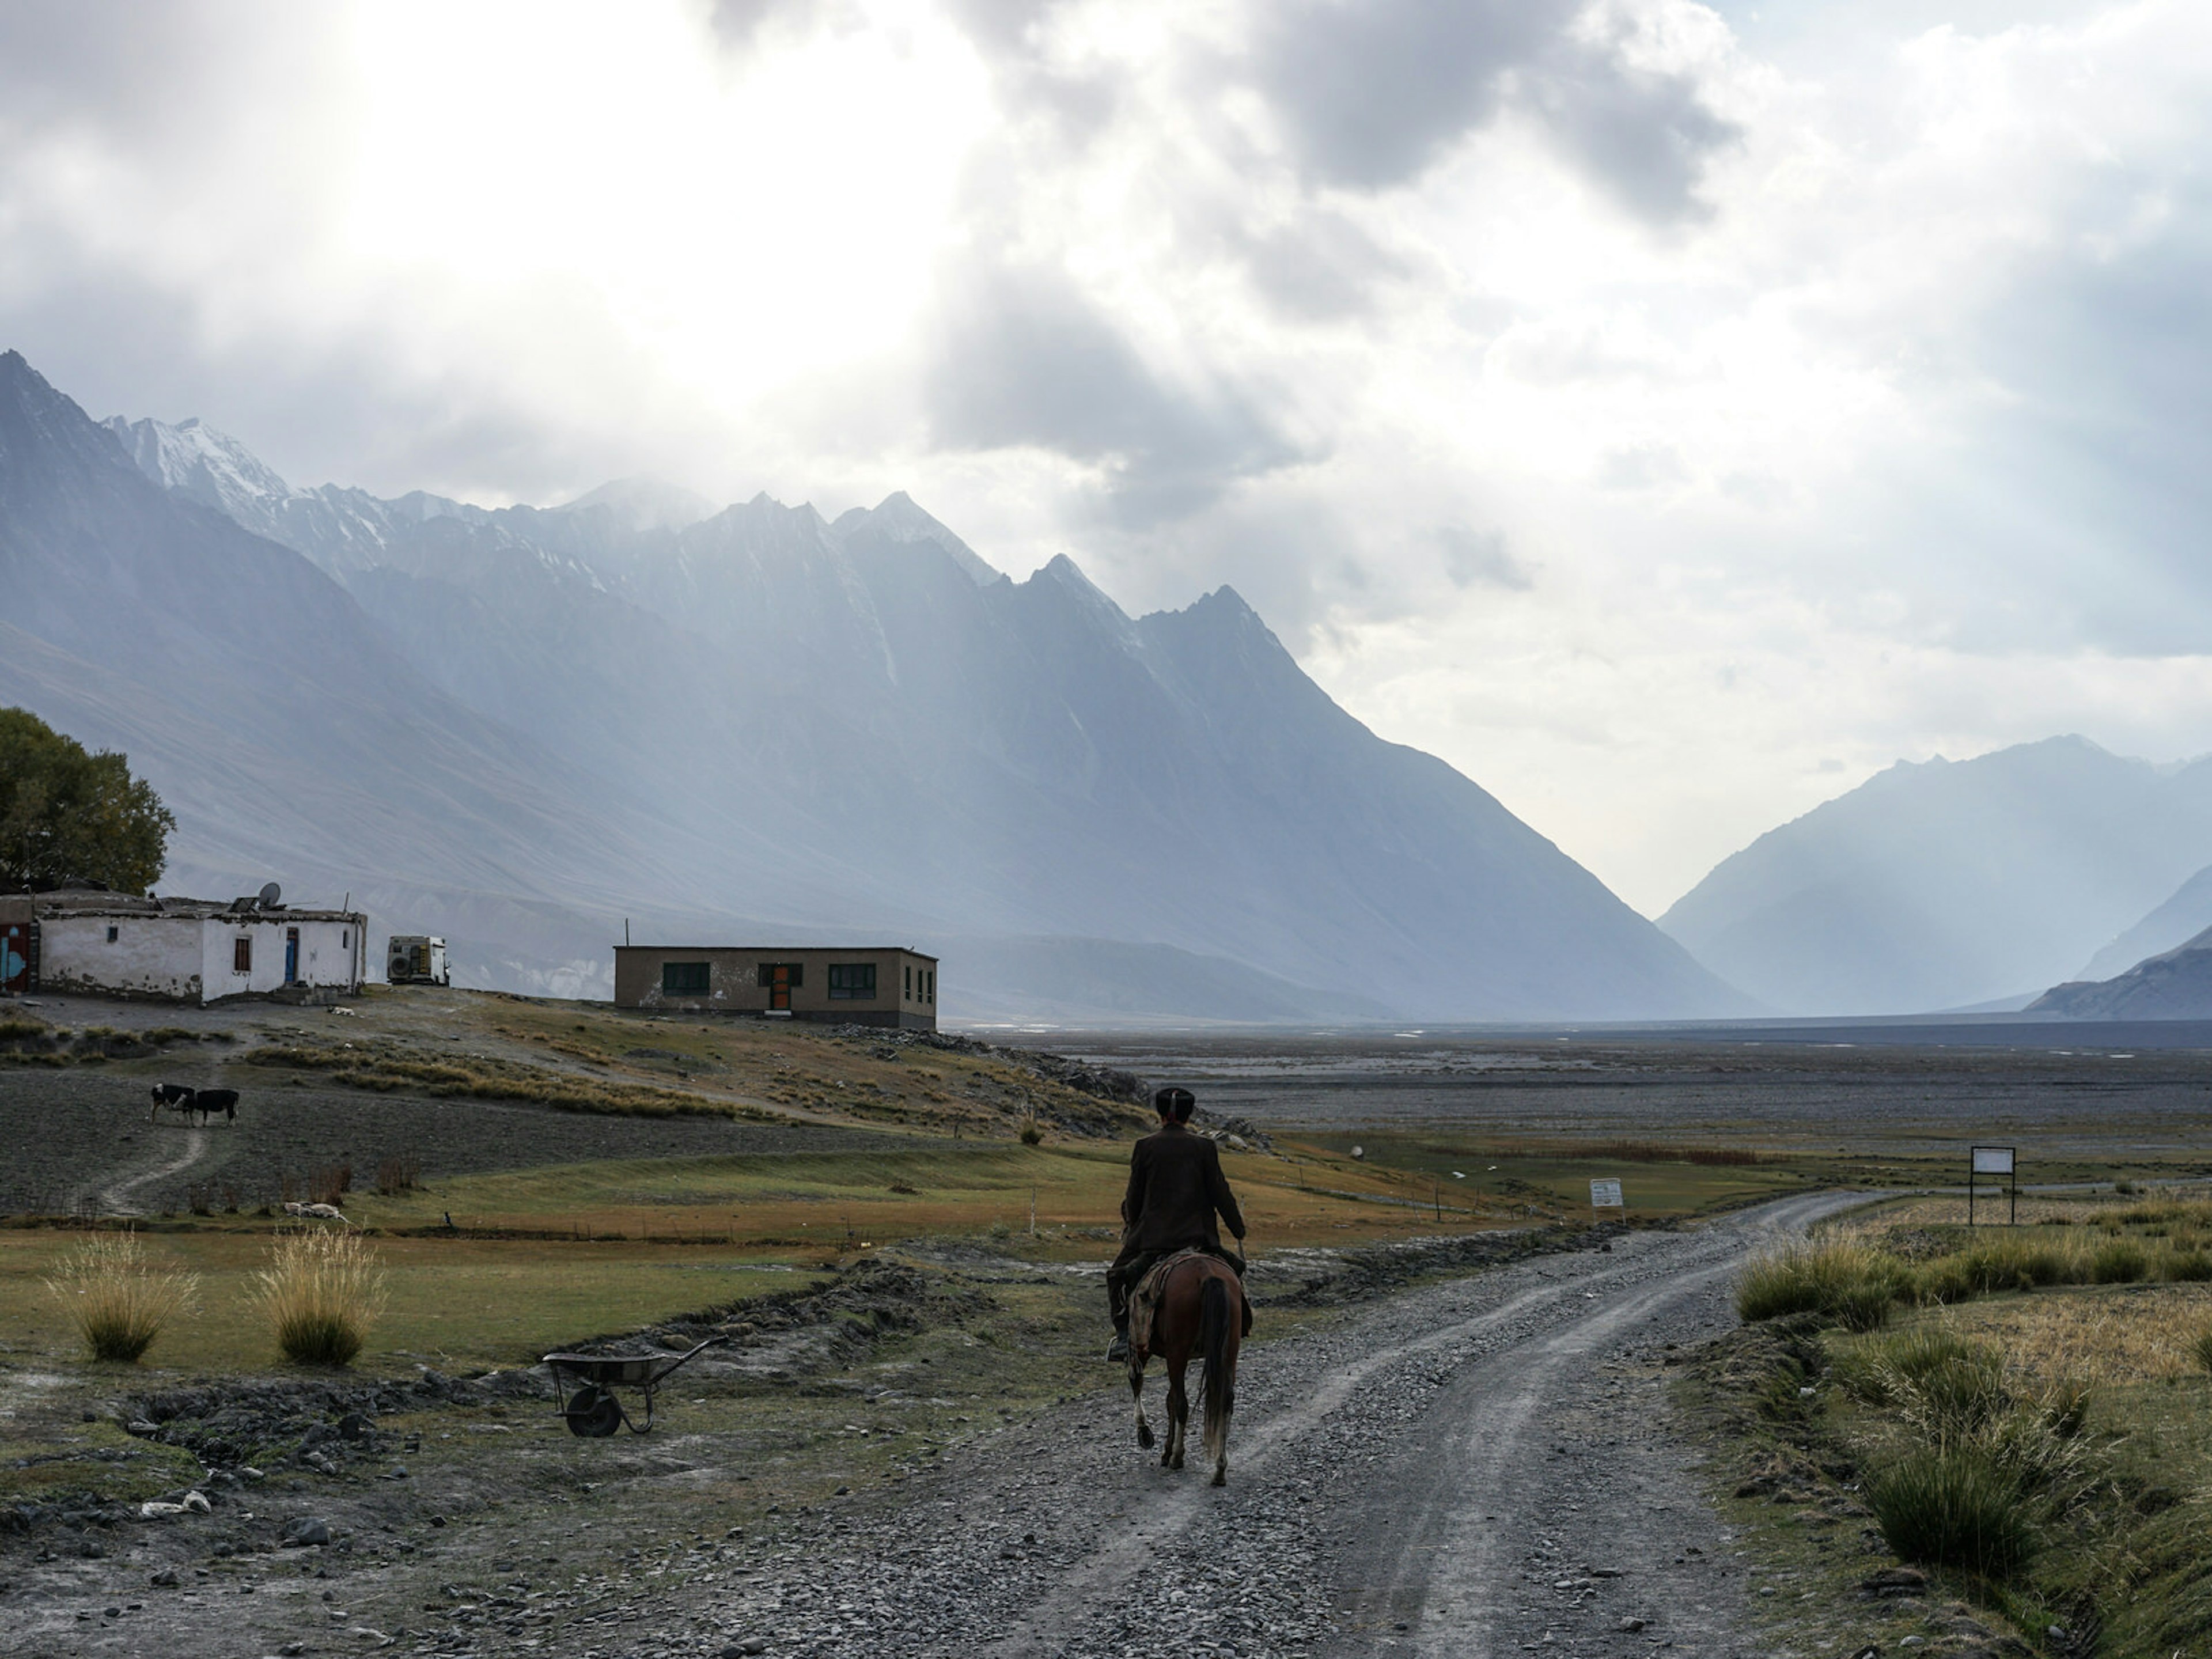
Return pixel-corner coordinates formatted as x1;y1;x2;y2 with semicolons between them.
183;1491;212;1513
149;1569;179;1587
721;1641;770;1657
1858;1566;1927;1595
281;1517;332;1548
138;1502;187;1518
126;1420;160;1437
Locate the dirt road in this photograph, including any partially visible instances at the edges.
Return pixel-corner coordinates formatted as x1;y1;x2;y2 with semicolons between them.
6;1194;1858;1658
578;1190;1862;1659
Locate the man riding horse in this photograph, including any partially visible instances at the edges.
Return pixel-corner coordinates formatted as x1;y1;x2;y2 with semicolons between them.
1105;1086;1245;1362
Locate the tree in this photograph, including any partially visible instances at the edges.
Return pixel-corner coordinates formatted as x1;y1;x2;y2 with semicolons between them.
0;708;175;894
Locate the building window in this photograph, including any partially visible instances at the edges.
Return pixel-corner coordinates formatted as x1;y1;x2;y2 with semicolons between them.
904;964;912;999
927;969;935;1003
233;937;252;974
662;961;711;995
342;930;350;949
106;926;119;943
755;962;803;988
827;963;877;1001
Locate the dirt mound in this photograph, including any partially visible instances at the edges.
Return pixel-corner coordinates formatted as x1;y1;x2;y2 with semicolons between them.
839;1026;1147;1109
556;1256;998;1382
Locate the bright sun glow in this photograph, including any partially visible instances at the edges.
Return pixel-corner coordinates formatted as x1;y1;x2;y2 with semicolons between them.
342;0;991;403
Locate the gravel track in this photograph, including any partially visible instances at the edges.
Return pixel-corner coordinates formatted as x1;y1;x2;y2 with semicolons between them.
569;1191;1862;1659
90;1125;213;1214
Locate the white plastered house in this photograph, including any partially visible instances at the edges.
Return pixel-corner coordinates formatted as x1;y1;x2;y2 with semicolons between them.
0;890;367;1005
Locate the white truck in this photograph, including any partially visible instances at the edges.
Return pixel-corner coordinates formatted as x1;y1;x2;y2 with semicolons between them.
386;934;452;986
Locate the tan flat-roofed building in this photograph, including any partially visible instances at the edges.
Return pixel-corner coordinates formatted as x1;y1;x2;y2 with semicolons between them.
613;945;938;1029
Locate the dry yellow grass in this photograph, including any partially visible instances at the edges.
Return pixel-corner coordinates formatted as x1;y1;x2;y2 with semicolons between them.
1934;1283;2212;1385
248;1228;388;1366
42;1230;198;1363
1869;1191;2212;1230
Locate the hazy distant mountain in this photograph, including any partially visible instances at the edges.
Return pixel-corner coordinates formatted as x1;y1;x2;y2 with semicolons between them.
554;476;718;534
1660;737;2212;1016
2070;861;2212;984
2028;925;2212;1019
7;349;1742;1021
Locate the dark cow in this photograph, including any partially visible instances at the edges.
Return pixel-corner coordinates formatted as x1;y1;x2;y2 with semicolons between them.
149;1082;196;1123
193;1089;239;1123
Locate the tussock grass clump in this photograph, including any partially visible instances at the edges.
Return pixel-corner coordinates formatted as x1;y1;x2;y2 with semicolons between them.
2164;1247;2212;1282
1916;1236;2081;1304
2188;1326;2212;1377
43;1231;198;1363
2091;1239;2150;1283
1736;1240;1905;1330
1865;1448;2037;1577
249;1229;386;1367
374;1152;422;1196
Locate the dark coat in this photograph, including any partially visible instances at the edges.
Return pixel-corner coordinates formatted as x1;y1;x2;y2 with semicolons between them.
1121;1122;1245;1254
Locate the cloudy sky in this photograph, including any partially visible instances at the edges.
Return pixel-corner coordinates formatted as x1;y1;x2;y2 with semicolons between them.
5;0;2208;912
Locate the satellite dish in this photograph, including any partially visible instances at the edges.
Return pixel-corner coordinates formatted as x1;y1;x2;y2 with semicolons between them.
258;881;282;909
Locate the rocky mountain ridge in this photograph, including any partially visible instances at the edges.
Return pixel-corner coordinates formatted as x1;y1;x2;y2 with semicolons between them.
5;349;1741;1021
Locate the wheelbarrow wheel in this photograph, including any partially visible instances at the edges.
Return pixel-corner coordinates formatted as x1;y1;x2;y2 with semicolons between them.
565;1384;622;1437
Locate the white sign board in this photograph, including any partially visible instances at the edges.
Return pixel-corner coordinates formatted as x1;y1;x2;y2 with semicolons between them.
1590;1179;1624;1209
1971;1147;2015;1175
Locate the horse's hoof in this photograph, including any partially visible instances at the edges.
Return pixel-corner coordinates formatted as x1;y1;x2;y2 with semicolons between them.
1169;1452;1184;1470
1211;1469;1227;1487
1136;1425;1154;1449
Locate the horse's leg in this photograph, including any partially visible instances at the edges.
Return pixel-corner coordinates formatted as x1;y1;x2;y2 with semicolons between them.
1129;1354;1153;1449
1205;1328;1238;1487
1164;1358;1188;1469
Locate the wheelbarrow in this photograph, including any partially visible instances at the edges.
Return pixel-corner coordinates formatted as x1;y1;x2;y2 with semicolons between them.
541;1337;725;1436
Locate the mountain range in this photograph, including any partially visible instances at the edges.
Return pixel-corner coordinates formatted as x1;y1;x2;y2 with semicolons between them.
1660;737;2212;1016
1;349;1744;1024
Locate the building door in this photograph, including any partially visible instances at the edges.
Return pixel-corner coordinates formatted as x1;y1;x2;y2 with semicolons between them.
768;963;792;1010
285;927;300;984
1;923;30;994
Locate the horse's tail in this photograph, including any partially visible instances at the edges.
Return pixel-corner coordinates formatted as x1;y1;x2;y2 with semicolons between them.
1199;1272;1235;1457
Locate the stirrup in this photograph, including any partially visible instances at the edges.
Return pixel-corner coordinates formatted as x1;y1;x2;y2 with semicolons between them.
1105;1332;1130;1362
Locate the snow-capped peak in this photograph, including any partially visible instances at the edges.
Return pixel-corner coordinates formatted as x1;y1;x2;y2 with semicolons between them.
103;414;295;521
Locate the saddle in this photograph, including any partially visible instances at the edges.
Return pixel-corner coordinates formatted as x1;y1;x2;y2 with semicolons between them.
1128;1248;1254;1361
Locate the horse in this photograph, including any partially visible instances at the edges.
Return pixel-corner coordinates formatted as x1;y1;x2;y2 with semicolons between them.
1126;1252;1243;1486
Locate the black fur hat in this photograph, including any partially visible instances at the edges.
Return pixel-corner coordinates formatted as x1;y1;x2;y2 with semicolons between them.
1152;1086;1196;1122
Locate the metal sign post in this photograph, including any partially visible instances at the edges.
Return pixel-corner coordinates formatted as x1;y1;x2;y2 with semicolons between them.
1968;1146;2017;1226
1590;1178;1624;1221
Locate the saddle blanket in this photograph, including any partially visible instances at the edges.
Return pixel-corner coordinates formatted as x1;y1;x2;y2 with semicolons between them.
1128;1249;1253;1361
